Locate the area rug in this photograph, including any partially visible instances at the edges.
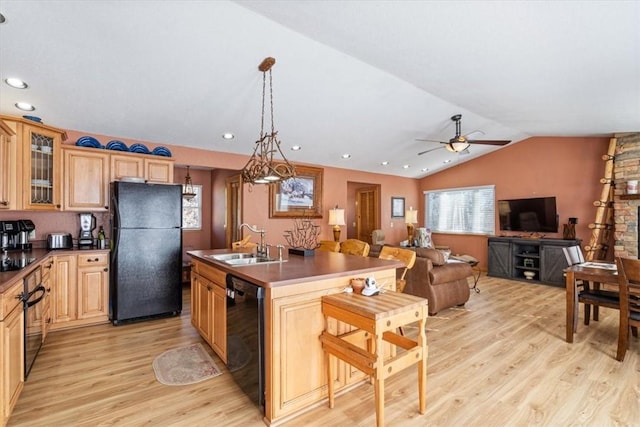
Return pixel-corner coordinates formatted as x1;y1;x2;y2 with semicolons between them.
152;343;222;386
226;335;252;373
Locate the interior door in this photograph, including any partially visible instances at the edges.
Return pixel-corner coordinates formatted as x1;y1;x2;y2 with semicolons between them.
225;174;242;248
356;185;380;243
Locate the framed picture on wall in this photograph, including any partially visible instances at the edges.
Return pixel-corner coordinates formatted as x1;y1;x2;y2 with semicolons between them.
391;197;405;218
269;165;324;218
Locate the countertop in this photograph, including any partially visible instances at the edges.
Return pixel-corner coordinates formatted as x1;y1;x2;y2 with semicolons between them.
187;248;403;288
0;247;110;293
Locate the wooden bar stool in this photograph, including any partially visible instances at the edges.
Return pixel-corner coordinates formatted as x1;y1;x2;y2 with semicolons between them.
320;291;428;427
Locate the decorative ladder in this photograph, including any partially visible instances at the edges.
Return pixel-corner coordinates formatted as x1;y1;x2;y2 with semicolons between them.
585;137;617;261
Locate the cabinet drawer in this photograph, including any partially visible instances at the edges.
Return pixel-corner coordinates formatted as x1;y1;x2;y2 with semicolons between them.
77;253;109;266
195;262;227;288
1;280;23;320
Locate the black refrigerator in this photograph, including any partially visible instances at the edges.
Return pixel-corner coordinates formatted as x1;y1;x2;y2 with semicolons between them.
109;181;183;325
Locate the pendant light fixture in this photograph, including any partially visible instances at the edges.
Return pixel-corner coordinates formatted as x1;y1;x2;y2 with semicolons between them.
182;166;196;200
241;57;296;185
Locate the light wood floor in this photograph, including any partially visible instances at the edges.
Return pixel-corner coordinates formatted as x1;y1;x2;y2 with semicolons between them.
8;276;640;426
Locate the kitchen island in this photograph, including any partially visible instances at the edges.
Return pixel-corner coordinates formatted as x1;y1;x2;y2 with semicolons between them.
187;248;403;426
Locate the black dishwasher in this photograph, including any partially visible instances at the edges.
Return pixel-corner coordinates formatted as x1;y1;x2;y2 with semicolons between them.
226;274;265;412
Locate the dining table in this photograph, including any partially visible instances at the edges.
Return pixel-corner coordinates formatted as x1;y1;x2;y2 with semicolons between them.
565;261;618;343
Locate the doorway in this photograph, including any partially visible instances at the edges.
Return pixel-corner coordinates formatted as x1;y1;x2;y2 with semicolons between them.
354;185;380;244
225;174;242;248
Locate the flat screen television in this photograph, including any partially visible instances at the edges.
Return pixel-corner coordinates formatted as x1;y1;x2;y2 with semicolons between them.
498;196;558;232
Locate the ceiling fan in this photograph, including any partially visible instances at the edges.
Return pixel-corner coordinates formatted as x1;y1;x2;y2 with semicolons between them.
417;114;511;156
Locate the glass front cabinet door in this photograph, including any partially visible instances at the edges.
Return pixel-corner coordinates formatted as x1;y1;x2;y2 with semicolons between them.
21;121;66;211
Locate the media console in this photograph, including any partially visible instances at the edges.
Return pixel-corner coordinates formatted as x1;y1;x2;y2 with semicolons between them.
487;236;581;287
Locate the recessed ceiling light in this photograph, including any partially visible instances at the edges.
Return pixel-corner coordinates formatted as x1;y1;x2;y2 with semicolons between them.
0;13;5;24
402;164;410;169
221;133;234;140
341;154;351;159
381;161;389;166
15;102;35;111
291;145;301;151
5;78;28;89
443;159;451;164
421;168;428;172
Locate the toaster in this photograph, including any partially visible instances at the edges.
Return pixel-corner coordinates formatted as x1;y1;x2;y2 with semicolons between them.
47;233;73;250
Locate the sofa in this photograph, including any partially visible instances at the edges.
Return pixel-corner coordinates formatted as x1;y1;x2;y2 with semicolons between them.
370;245;473;315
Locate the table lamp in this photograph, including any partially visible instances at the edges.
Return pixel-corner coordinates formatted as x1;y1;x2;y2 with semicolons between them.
405;207;418;246
328;207;346;242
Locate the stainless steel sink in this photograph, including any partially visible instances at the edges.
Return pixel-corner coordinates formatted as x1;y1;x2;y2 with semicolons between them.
207;253;256;261
206;253;286;267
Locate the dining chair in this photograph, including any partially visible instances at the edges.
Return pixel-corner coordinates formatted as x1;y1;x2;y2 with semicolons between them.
378;246;417;335
378;246;416;294
614;257;640;361
339;239;370;257
563;245;619;330
317;240;340;252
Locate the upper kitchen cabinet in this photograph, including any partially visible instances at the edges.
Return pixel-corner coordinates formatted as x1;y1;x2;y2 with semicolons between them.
110;154;144;181
110;153;174;184
63;147;174;211
145;158;173;184
0;120;16;210
62;147;110;211
0;115;67;211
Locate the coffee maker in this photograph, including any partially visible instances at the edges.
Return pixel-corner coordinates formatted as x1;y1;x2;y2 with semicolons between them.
1;220;35;251
78;213;96;248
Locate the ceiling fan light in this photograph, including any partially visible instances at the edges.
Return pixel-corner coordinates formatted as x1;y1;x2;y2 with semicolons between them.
446;141;470;153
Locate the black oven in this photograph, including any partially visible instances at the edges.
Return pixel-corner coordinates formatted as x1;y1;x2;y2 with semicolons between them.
21;267;45;378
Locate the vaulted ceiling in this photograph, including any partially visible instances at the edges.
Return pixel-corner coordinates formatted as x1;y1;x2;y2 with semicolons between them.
0;1;638;178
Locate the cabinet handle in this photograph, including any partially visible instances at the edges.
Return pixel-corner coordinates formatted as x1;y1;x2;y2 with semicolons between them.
207;285;212;291
44;263;53;269
104;206;109;210
87;257;99;262
56;204;61;208
103;268;108;272
0;200;7;206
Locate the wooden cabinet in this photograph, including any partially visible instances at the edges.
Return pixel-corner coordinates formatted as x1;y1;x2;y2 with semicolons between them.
144;158;173;183
267;272;396;421
109;153;173;183
62;148;110;211
487;238;511;278
190;261;227;361
0;120;16;210
51;251;109;330
487;237;580;286
0;115;67;211
52;255;77;325
63;147;174;211
0;279;24;427
110;154;144;181
41;259;53;341
77;253;109;321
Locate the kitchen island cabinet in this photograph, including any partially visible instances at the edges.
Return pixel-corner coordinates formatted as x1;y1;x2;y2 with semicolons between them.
188;249;401;425
0;278;24;427
191;262;227;361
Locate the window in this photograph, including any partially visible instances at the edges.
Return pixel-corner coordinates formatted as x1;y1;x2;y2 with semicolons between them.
182;184;202;230
425;185;495;235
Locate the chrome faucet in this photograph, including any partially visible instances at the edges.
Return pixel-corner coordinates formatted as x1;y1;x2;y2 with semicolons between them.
239;223;267;257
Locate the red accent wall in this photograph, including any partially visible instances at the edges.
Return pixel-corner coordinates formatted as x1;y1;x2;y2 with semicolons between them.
419;136;611;268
